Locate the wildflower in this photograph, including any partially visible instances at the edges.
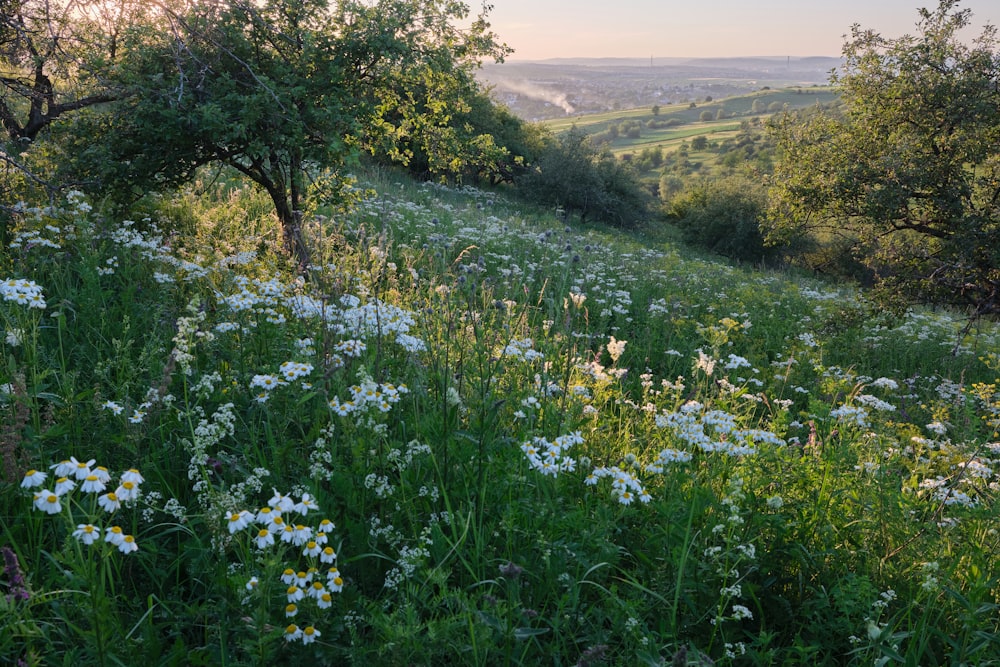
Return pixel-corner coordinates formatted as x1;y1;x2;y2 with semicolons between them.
268;489;295;513
98;492;121;513
256;506;278;524
308;581;326;600
246;576;259;591
121;469;144;485
105;526;126;547
291;524;312;546
92;467;112;484
303;541;321;558
320;546;337;564
102;401;124;415
731;604;753;620
607;336;627;363
279;524;297;544
70;457;96;480
73;524;100;545
286;585;305;603
128;409;146;424
293;493;318;515
328;573;344;592
118;535;139;554
51;459;75;477
80;475;106;494
284;624;302;642
254;528;275;549
301;626;320;645
227;510;254;534
21;469;46;489
294;571;311;587
281;568;297;585
285;603;298;618
317;518;335;533
617;490;634;506
115;481;140;502
54;477;75;495
317;591;333;609
33;490;62;514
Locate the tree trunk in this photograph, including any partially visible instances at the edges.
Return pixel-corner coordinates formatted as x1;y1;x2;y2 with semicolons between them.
261;176;310;273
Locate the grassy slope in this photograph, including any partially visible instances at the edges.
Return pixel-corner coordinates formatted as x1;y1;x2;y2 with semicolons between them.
1;169;999;666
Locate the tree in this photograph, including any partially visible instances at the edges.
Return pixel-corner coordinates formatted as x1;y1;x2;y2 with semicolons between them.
58;0;507;269
0;0;145;141
767;0;1000;320
651;104;660;116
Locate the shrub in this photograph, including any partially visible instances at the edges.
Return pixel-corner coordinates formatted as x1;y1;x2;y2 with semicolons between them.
669;176;785;264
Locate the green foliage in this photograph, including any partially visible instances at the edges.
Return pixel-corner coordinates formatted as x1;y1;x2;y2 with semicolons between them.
669;175;786;264
48;0;507;268
518;129;650;227
2;170;1000;665
767;0;1000;320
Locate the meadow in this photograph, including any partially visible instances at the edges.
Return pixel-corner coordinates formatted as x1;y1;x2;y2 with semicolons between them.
2;169;999;666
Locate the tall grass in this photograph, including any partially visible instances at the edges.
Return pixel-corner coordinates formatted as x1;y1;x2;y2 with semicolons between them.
1;172;998;666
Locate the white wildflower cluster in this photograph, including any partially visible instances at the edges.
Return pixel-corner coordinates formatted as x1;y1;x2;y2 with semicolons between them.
386;439;432;472
384;527;434;590
220;275;288;313
172;302;213;375
829;404;870;428
9;229;62;250
585;463;652;505
855;394;896;412
643;446;693;473
500;338;544;362
184;403;237;485
233;490;344;646
22;458;145;555
248;361;314;402
520;431;583;476
654;402;784;457
333;339;365;358
606;336;627;363
1;278;46;309
328;371;409;418
724;354;752;370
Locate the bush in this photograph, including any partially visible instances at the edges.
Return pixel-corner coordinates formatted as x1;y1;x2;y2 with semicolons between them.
518;129;650;227
669;176;785;264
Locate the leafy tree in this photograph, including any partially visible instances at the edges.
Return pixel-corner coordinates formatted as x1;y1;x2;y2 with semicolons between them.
766;0;1000;319
699;110;714;122
57;0;506;268
0;0;149;142
651;104;660;116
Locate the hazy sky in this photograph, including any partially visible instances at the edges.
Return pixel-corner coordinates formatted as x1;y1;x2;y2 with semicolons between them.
485;0;1000;60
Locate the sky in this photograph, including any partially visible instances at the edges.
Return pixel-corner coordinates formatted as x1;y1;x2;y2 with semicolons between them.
484;0;1000;60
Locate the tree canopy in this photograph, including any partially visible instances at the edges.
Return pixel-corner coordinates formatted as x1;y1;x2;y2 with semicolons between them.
766;0;1000;320
50;0;508;268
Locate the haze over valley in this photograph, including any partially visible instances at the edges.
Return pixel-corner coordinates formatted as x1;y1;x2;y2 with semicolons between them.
477;56;841;120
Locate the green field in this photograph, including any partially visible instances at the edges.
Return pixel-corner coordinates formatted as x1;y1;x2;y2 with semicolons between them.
543;86;840;158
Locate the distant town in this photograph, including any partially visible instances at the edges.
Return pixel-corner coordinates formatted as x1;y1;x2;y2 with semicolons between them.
477;56;841;120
